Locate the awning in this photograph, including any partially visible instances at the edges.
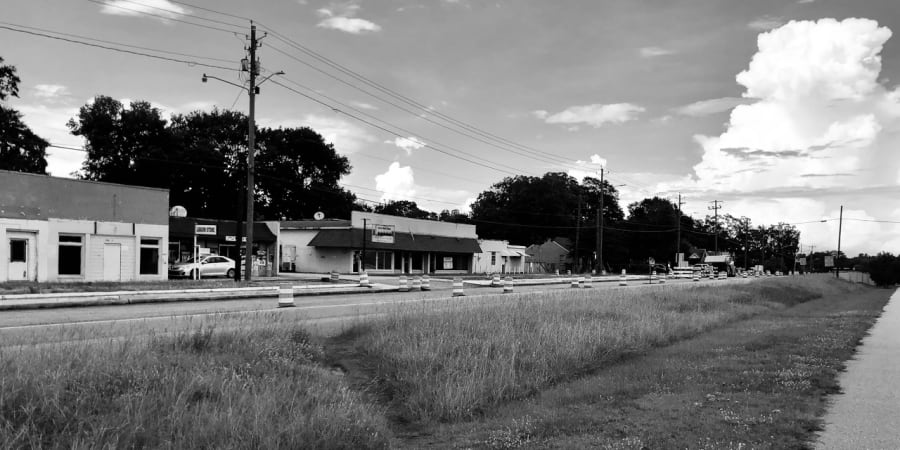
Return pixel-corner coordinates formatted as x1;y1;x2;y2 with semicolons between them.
309;228;482;253
169;217;277;242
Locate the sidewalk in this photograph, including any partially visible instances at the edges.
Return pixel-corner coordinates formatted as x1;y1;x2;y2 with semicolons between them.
815;288;900;449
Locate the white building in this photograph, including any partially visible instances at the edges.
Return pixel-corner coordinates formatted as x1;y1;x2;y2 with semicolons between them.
282;211;482;274
473;239;529;274
0;170;169;282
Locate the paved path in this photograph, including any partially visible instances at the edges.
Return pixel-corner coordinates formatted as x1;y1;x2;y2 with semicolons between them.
816;288;900;449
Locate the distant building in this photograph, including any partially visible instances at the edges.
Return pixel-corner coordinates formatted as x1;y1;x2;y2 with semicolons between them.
525;238;572;273
286;211;482;274
473;239;529;274
0;170;168;282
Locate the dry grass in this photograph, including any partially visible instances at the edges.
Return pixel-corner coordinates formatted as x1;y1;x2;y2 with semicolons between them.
341;277;845;423
0;315;390;449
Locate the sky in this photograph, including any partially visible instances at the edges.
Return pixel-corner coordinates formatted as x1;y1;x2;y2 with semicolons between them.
3;0;899;257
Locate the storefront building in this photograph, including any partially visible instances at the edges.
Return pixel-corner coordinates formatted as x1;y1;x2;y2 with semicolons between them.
473;240;529;274
296;211;481;274
0;170;169;282
168;217;280;277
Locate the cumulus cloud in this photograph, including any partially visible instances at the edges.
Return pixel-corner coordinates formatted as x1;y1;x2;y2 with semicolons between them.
748;15;785;31
663;18;900;255
98;0;188;21
567;154;607;181
316;4;380;34
375;162;416;202
675;97;753;117
639;46;674;58
33;84;70;100
385;136;426;155
537;103;645;128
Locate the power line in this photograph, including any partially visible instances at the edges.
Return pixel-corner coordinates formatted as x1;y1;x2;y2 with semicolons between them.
98;0;247;29
84;0;242;34
0;24;239;72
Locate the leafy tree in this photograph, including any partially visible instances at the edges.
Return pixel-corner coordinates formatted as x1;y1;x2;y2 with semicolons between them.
623;197;680;266
67;96;170;185
373;200;436;220
866;252;899;287
67;97;358;220
0;57;48;174
256;126;353;220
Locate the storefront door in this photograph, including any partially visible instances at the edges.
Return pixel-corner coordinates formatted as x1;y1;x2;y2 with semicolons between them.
7;232;37;281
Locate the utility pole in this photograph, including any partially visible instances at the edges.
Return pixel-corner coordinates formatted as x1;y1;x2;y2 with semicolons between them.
836;205;843;279
596;167;604;274
675;194;685;266
742;217;749;270
574;194;582;273
243;23;259;281
708;200;723;253
361;218;367;272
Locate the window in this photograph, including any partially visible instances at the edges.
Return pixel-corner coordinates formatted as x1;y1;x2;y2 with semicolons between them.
491;252;496;265
376;251;393;270
9;240;26;262
140;238;160;275
58;234;83;275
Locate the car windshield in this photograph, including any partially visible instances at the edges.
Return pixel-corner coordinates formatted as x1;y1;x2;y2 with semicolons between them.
181;257;198;264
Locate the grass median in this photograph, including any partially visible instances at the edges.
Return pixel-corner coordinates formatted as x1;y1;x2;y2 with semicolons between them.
0;276;890;448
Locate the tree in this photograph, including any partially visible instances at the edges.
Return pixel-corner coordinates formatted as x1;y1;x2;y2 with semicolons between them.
623;197;680;266
0;57;48;174
866;252;899;287
68;96;170;185
68;97;358;220
373;200;436;220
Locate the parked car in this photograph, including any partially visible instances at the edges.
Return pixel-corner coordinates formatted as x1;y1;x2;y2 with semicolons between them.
169;255;236;279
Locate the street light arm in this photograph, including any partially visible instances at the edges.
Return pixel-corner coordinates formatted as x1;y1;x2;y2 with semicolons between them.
201;73;246;91
256;71;285;88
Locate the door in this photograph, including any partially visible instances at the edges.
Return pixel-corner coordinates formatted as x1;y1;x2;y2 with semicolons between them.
103;244;122;281
8;238;28;281
7;232;37;281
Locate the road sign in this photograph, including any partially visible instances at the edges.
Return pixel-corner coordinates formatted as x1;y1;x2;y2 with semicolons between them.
648;257;655;265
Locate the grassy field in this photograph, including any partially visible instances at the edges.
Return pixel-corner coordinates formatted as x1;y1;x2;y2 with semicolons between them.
0;276;891;449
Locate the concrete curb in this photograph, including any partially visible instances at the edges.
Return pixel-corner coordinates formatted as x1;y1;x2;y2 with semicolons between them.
0;283;395;311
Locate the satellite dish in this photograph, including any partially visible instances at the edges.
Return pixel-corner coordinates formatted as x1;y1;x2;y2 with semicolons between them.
169;205;187;217
313;211;325;220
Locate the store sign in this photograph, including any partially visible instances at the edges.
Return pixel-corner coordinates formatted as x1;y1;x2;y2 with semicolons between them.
195;225;217;235
371;224;395;243
824;255;834;267
224;236;247;242
798;257;807;266
443;257;454;270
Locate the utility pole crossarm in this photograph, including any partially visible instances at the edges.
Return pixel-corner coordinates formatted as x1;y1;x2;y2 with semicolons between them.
708;200;723;253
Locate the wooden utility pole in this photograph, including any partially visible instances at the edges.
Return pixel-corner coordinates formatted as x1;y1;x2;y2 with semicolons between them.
675;194;685;265
243;23;259;281
596;167;604;274
836;205;843;278
708;200;723;252
574;194;582;272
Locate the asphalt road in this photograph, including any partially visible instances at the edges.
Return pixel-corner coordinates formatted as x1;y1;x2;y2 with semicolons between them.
0;276;721;347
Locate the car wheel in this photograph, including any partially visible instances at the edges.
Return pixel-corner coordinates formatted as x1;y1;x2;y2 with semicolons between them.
226;268;235;279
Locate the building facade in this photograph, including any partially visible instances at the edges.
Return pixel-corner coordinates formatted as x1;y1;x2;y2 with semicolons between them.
472;239;529;274
525;238;572;273
0;170;169;282
168;217;280;277
288;211;482;274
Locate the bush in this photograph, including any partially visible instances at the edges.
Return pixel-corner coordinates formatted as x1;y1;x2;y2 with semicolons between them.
867;252;900;287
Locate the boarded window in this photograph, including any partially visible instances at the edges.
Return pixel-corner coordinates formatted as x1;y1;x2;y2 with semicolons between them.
140;238;160;275
9;240;26;262
58;234;83;275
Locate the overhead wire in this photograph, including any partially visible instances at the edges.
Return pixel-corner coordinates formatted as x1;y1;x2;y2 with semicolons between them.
0;24;239;72
84;0;242;34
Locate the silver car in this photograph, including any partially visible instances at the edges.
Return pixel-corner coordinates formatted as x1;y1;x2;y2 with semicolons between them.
169;255;236;279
